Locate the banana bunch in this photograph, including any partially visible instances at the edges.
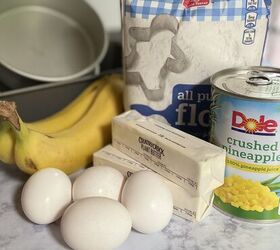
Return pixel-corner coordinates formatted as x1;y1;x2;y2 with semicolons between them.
0;81;101;165
0;74;124;174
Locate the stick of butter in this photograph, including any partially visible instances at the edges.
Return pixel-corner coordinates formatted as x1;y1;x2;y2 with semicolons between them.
112;110;226;195
93;145;214;222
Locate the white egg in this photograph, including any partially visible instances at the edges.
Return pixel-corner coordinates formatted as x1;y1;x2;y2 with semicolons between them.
72;166;125;201
121;170;173;234
21;168;72;225
61;197;132;250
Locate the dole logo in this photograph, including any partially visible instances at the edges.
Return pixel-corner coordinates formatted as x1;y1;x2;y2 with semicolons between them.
231;111;278;136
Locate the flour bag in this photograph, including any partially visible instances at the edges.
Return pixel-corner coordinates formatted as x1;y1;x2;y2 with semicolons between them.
121;0;272;140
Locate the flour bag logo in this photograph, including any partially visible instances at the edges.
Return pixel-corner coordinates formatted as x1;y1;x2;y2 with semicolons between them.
182;0;209;8
231;111;278;136
132;84;212;141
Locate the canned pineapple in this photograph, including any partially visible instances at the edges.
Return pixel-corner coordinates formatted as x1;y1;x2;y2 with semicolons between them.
210;66;280;222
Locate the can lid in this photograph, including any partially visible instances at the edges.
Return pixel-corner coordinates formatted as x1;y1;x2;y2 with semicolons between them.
211;66;280;100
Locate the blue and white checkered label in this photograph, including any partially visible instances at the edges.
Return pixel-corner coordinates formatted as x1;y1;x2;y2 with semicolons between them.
124;0;270;21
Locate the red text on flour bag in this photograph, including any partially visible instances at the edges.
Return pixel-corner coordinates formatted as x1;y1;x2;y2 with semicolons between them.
183;0;209;8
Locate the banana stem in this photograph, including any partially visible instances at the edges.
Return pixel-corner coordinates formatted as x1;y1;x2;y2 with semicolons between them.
0;101;20;130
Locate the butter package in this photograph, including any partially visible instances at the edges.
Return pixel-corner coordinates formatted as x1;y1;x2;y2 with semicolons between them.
112;110;226;195
93;145;214;222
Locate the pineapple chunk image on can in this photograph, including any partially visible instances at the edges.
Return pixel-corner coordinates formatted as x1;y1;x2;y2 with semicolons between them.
215;176;279;213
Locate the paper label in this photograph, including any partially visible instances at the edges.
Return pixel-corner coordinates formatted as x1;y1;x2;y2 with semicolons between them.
211;89;280;221
243;29;256;45
182;0;209;8
247;0;258;11
245;12;258;28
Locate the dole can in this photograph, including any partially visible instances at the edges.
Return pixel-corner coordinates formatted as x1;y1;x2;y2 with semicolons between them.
210;66;280;222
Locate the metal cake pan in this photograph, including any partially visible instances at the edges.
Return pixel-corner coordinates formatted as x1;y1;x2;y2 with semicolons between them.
0;0;108;89
0;69;120;121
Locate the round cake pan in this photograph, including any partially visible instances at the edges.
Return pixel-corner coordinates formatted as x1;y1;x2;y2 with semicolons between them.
0;0;108;89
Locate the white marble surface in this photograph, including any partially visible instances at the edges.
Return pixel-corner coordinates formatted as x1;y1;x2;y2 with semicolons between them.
1;164;280;250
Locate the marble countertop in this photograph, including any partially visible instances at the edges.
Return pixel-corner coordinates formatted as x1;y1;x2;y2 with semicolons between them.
1;164;280;250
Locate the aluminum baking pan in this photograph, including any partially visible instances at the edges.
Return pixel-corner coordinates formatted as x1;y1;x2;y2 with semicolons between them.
0;0;108;89
0;69;120;121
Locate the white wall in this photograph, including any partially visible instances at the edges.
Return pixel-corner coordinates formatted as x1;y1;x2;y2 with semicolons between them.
85;0;121;34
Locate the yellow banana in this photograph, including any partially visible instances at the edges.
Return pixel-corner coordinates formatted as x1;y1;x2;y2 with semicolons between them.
28;81;101;133
0;122;15;164
0;79;102;165
0;74;124;174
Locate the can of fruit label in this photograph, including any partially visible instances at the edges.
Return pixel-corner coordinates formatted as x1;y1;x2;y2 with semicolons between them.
210;66;280;222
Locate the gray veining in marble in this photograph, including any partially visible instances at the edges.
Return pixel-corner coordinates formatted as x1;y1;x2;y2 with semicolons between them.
1;164;280;250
